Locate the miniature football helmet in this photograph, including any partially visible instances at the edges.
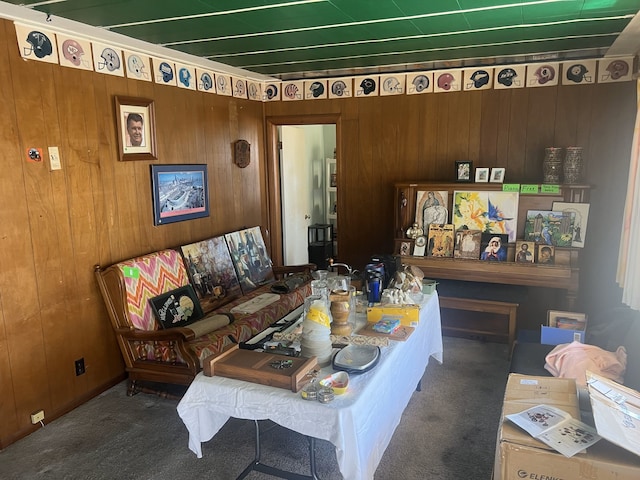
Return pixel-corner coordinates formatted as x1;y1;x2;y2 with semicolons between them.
412;75;430;92
126;54;147;78
383;77;401;94
99;48;121;71
331;80;347;96
359;78;376;95
566;64;590;84
437;73;454;90
265;84;279;100
24;31;53;59
309;81;324;98
535;65;555;84
62;39;84;66
179;67;191;87
606;60;629;80
470;70;490;89
497;68;517;87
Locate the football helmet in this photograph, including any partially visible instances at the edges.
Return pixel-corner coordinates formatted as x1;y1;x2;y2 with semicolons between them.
412;75;430;92
606;60;629;80
126;54;147;78
331;80;347;96
200;72;213;90
284;83;299;99
309;81;324;98
235;79;246;96
497;68;517;87
216;75;227;92
157;62;173;82
359;78;376;95
248;82;259;99
99;48;121;71
179;67;191;87
383;77;401;94
62;39;84;66
535;65;555;84
24;31;53;59
437;73;454;90
566;64;589;84
265;84;279;100
470;70;490;89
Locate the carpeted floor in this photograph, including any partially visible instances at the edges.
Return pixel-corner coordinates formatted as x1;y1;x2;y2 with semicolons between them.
0;336;510;479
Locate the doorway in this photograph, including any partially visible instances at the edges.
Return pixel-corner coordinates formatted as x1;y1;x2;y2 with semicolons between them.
265;114;340;268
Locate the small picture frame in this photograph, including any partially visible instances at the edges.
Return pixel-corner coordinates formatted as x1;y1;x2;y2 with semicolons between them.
490;167;506;183
547;310;587;329
537;244;555;264
330;173;337;188
475;167;489;182
115;96;157;161
515;240;535;263
150;285;204;329
455;161;473;182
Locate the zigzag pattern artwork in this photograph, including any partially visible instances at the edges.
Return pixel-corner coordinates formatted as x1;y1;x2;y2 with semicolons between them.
118;249;189;330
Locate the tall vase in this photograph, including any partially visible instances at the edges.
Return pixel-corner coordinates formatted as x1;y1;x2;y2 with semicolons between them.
542;147;563;184
563;147;583;185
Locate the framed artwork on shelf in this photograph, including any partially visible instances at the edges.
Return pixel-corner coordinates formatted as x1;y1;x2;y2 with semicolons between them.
490;167;506;183
453;190;519;242
426;224;455;257
479;233;509;261
537;244;555;264
475;168;489;182
415;190;448;233
523;210;575;247
515;241;535;263
115;96;157;161
396;239;414;256
455;161;473;182
454;228;482;259
412;235;427;256
552;202;590;248
150;164;209;225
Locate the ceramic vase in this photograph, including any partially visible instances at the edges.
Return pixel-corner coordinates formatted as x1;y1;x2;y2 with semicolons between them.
563;147;583;185
542;147;563;184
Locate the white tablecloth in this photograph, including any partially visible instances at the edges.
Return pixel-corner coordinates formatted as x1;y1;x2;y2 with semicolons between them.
177;293;443;480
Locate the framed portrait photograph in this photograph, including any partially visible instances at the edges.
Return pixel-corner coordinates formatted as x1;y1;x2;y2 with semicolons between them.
475;167;489;182
150;164;209;225
490;167;506;183
115;96;157;161
455;161;473;182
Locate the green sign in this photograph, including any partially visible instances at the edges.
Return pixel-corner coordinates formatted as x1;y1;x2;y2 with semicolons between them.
520;184;539;194
541;184;560;194
123;266;140;278
502;184;520;192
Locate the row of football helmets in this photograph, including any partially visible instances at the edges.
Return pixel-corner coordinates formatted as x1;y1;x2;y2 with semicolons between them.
17;23;633;104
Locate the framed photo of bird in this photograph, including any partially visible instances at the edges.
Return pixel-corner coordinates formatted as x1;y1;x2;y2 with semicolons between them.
453;191;519;243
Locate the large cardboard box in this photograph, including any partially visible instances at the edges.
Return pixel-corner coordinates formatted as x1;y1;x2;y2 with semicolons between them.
494;374;640;480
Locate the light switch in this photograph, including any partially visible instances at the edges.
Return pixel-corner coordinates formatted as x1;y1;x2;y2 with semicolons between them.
48;146;61;170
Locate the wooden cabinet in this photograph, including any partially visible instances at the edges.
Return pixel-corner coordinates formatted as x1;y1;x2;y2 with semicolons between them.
394;182;590;309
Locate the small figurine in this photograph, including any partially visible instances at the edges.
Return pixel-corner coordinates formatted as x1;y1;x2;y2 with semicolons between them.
406;223;423;239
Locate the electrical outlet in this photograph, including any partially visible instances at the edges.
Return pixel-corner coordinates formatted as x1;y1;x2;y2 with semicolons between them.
75;358;85;376
31;410;45;424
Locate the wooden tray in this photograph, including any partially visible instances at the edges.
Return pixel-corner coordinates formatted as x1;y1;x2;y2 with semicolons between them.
358;323;415;341
202;344;317;392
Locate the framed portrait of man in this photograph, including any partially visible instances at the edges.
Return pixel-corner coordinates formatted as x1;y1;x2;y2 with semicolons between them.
115;96;157;160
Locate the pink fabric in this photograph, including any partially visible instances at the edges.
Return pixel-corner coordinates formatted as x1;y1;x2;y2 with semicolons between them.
544;341;627;386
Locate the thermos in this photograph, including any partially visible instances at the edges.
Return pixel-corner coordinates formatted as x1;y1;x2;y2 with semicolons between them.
364;262;385;304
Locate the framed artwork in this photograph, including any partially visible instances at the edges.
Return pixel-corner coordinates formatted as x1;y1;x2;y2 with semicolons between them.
490;167;505;183
225;227;275;295
552;202;590;248
453;190;519;242
396;239;413;256
537;244;555;265
547;310;587;329
515;241;535;263
180;236;243;310
149;285;204;329
115;96;157;161
426;224;454;257
479;233;509;261
415;190;448;233
454;228;481;259
455;161;473;182
150;164;209;225
524;210;575;247
413;235;427;256
475;168;489;182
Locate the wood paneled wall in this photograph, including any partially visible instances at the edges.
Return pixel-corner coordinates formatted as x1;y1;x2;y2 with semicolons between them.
265;80;636;317
0;19;267;447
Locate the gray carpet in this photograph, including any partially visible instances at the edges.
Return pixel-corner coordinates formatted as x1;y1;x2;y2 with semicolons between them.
0;336;509;479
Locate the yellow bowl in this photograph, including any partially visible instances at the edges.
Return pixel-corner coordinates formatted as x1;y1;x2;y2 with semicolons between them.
320;371;349;395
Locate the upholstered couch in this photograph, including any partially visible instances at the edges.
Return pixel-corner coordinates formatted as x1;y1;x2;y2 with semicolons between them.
95;228;314;397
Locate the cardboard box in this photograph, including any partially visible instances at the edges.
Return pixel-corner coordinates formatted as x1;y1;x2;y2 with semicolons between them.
494;374;640;480
540;325;585;345
366;304;420;327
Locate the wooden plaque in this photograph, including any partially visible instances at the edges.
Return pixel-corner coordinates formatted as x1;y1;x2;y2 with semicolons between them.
203;344;317;392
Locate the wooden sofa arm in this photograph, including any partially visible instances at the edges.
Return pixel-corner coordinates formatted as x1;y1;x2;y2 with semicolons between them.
116;327;197;342
273;263;317;279
117;327;201;371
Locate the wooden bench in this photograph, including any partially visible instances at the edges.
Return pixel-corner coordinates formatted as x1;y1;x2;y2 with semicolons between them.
439;296;518;348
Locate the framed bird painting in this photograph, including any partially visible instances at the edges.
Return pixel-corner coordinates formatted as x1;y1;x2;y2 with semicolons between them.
452;191;519;243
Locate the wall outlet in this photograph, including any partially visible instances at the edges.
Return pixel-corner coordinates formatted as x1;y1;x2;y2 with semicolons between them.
75;358;85;376
31;410;45;424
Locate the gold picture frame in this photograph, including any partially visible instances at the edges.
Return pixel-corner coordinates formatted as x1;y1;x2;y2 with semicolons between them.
115;96;157;161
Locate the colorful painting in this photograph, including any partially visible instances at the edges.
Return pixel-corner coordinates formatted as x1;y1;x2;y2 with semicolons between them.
180;236;242;310
479;233;509;261
454;228;482;259
552;202;590;248
426;224;454;258
453;191;519;242
524;210;575;247
415;190;448;233
225;227;274;295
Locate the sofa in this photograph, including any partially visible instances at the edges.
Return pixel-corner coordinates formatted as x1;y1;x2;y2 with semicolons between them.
95;226;315;397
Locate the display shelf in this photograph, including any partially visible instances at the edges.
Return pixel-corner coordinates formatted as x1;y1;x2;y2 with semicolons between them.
326;158;338;253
